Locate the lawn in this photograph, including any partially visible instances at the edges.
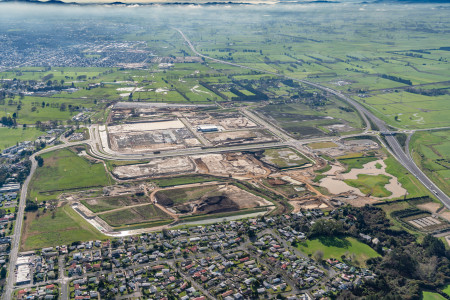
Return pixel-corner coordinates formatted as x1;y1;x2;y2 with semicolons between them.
29;148;112;202
344;174;392;197
21;203;107;251
0;127;44;151
422;291;446;300
296;236;380;267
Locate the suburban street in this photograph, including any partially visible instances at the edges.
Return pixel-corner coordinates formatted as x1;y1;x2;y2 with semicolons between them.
3;141;87;300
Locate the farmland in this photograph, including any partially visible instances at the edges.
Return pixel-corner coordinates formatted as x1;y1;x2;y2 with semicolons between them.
410;130;450;196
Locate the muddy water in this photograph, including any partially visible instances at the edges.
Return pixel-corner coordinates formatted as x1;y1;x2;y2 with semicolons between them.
320;159;407;199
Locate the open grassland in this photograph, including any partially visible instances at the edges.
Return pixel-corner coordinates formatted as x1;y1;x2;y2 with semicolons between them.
360;92;450;129
21;203;106;251
0;127;43;151
345;174;392;197
410;130;450;196
422;291;446;300
29;148;112;202
99;204;170;228
296;236;380;267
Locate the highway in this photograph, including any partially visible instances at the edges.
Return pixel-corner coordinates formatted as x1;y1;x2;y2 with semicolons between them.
175;28;450;208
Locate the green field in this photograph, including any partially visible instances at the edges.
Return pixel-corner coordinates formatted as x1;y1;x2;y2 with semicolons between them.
21;203;106;251
99;204;170;227
422;291;446;300
338;156;379;172
81;194;148;213
384;156;433;199
410;130;450;196
29;148;112;202
345;174;392;197
0;127;43;151
442;285;450;297
297;236;380;267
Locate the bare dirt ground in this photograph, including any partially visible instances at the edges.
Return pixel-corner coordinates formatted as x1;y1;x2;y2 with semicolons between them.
153;183;273;217
108;120;185;133
417;202;450;222
417;202;442;213
194;153;268;178
113;157;195;179
203;129;276;146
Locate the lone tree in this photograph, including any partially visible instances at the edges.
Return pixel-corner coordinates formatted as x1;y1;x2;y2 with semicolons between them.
313;250;324;262
35;156;44;167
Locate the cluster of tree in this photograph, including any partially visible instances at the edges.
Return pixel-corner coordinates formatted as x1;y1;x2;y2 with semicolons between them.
291;90;328;107
380;74;412;85
229;84;268;102
334;205;450;299
35;156;44;167
199;81;228;100
405;87;448;97
0;116;16;127
25;200;39;212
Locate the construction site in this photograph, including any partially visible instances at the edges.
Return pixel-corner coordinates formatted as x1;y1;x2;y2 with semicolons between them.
57;102;415;234
101;103;279;155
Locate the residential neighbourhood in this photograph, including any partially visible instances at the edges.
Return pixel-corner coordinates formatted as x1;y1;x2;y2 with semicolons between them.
10;212;378;299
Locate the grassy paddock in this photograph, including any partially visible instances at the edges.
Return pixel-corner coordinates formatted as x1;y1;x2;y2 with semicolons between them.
344;174;392;197
296;236;380;267
21;204;107;251
29;148;112;202
0;127;43;151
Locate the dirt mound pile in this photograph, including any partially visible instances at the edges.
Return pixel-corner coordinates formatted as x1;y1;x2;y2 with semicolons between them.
155;193;174;206
197;195;239;214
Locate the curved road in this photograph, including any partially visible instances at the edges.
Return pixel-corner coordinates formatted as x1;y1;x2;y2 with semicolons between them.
175;28;450;208
4;141;86;300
